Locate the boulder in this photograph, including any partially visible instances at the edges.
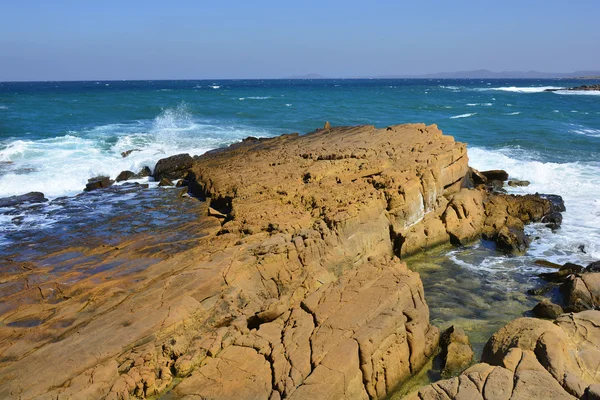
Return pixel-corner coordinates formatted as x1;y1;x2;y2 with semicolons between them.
532;299;564;319
0;192;47;208
152;154;193;180
586;261;600;273
470;167;488;185
480;169;509;181
116;170;135;182
539;262;583;282
563;273;600;311
158;177;173;187
85;176;112;191
439;326;474;378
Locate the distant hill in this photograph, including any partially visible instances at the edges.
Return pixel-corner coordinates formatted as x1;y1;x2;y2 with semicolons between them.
374;69;600;79
284;73;327;79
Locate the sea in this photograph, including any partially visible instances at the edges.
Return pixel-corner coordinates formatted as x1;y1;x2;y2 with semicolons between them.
1;78;599;364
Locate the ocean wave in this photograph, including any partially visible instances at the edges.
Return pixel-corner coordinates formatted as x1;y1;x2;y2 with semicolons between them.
554;90;600;96
504;112;521;115
0;104;273;198
476;86;563;93
0;105;7;110
239;96;272;101
210;85;221;89
466;103;493;106
468;146;600;262
449;113;476;119
570;125;600;138
439;85;461;90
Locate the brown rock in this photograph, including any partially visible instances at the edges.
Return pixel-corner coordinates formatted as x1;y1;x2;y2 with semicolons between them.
153;153;193;180
532;299;564;319
85;176;112;191
116;170;135;182
480;169;509;181
439;326;474;377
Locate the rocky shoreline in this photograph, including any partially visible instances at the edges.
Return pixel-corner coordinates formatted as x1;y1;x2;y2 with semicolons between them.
545;84;600;92
0;123;597;399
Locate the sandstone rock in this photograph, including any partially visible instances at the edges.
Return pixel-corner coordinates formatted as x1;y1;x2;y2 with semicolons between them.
85;176;112;191
532;299;564;319
158;177;173;187
564;273;600;311
480;169;509;182
116;170;135;182
470;167;488;185
152;153;193;181
439;326;474;377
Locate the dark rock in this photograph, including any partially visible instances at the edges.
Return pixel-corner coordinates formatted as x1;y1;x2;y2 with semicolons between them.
470;168;488;185
495;225;529;253
539;194;566;212
480;169;509;182
242;136;259;142
542;211;563;230
175;179;188;187
487;180;505;193
539;262;583;282
527;284;555;296
158;177;173;187
0;192;48;208
439;326;473;378
586;261;600;273
121;149;140;158
508;179;530;187
534;259;563;269
116;170;135;182
532;299;564;319
85;176;112;192
153;154;193;181
136;166;152;178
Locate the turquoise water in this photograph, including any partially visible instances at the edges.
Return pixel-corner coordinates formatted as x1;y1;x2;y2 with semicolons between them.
1;79;599;363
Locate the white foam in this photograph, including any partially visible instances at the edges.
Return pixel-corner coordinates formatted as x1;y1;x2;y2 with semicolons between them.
210;85;221;89
239;96;272;101
0;103;271;198
466;103;493;106
504;112;521;115
450;113;476;119
554;90;600;96
468;147;600;263
477;86;563;93
0;105;7;110
570;125;600;138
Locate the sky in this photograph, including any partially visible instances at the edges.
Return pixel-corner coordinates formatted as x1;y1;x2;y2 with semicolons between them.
1;0;599;81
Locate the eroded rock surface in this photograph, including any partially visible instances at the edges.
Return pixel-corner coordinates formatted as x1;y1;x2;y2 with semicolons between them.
0;124;562;399
413;311;600;399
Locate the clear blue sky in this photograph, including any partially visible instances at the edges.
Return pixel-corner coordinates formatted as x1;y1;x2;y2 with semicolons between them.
1;0;598;81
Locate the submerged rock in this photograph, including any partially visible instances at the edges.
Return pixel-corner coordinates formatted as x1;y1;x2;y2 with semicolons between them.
0;191;47;208
439;326;474;378
153;153;193;181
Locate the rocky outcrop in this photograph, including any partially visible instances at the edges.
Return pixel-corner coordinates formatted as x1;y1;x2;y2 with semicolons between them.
0;191;47;207
0;123;565;399
413;311;600;399
439;326;474;378
546;84;600;92
85;175;112;191
152;153;194;180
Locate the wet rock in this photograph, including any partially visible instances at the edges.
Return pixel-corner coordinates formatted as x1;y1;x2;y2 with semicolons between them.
481;169;509;181
539;262;583;282
242;136;259;142
495;224;530;253
153;153;193;181
439;326;474;378
85;176;112;191
116;170;135;182
136;166;152;178
534;259;563;269
158;177;173;187
542;211;563;230
175;179;188;187
121;149;140;158
508;179;530;187
533;299;564;319
586;261;600;273
540;193;566;212
564;273;600;311
0;192;48;208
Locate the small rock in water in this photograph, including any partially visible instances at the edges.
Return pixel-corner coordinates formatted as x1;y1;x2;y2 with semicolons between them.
532;299;564;319
158;177;174;187
540;194;566;212
0;192;48;207
508;179;530;187
121;149;140;158
85;176;112;191
137;166;152;178
116;170;135;182
439;326;473;378
542;211;563;230
480;169;509;182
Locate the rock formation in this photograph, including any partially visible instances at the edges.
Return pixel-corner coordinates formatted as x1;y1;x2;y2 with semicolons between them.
0;123;563;399
412;310;600;399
